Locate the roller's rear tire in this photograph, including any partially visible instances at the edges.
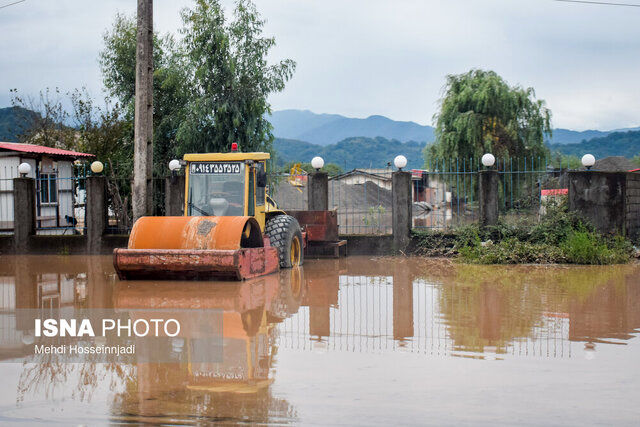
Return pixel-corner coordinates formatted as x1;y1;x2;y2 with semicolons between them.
265;215;304;268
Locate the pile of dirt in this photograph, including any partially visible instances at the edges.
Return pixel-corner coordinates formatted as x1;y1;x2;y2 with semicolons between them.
589;156;638;172
329;180;392;210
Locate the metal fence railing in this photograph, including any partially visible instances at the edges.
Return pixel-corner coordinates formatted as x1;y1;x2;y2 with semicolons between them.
104;177;167;235
0;178;13;234
330;170;393;234
35;176;86;236
268;170;394;235
278;275;573;358
413;157;563;230
497;157;553;220
413;159;480;230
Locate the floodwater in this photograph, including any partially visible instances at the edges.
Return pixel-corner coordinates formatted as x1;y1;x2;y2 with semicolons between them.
0;255;639;425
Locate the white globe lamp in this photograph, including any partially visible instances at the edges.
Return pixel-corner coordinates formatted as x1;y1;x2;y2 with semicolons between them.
90;161;104;174
311;156;324;171
169;159;181;172
582;154;596;170
394;155;408;171
481;153;496;168
18;162;31;177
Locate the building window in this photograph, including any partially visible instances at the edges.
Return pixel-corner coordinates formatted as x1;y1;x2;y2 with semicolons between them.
40;173;58;204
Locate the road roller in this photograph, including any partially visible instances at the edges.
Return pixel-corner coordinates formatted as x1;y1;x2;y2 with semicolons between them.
113;150;304;280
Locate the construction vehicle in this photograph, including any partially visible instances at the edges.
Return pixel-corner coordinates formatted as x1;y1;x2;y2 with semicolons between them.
113;148;341;281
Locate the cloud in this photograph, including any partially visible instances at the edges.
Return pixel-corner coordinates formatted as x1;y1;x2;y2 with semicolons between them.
1;0;639;130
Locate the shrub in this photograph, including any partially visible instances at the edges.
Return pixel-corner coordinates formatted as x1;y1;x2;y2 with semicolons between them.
413;202;633;265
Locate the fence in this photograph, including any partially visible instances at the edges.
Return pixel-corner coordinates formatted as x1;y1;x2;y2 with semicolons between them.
0;178;13;234
497;157;554;220
105;177;167;235
413;159;480;230
269;171;394;234
34;176;86;236
270;160;559;235
277;275;573;358
413;157;559;230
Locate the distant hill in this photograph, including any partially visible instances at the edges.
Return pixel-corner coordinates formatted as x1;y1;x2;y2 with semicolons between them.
0;106;36;142
549;131;640;159
545;128;610;145
269;110;435;146
271;109;640;147
274;136;426;170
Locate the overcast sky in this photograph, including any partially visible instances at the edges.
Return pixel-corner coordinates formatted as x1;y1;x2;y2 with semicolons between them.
1;0;640;131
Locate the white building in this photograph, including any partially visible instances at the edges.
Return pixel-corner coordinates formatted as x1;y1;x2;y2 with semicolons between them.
0;142;94;233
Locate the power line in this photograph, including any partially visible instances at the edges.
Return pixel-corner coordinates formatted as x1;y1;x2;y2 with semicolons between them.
0;0;25;10
554;0;640;7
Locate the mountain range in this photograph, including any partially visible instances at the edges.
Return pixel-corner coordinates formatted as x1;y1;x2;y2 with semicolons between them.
549;131;640;160
2;106;639;169
274;137;426;171
269;109;640;146
0;106;36;142
269;110;435;146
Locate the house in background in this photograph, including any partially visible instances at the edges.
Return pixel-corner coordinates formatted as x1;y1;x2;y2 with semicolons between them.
330;169;392;190
0;142;94;233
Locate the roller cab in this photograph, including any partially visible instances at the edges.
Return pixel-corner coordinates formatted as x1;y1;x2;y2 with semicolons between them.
113;151;303;281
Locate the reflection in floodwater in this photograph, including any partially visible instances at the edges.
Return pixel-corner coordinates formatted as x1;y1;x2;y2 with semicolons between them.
0;256;638;422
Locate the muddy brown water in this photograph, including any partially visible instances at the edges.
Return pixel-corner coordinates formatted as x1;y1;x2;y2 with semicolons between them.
0;255;638;425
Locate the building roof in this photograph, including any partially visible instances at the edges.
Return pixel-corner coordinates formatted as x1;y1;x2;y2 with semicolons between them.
330;169;392;181
0;142;94;159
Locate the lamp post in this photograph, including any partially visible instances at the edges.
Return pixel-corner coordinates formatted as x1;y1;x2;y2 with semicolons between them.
308;156;327;211
581;154;595;171
91;161;104;175
481;153;496;169
18;162;31;178
169;159;181;184
311;156;324;171
479;153;498;227
394;155;407;171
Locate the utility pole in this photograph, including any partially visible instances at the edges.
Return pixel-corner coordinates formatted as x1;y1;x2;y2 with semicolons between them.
133;0;153;221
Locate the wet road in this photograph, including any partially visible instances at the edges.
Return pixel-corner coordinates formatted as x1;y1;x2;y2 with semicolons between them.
0;255;638;425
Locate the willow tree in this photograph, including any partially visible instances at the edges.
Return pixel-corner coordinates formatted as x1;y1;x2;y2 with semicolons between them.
426;70;552;165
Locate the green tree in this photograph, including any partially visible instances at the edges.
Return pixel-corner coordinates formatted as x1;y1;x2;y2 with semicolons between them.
99;13;189;177
99;1;295;170
426;70;552;165
177;0;295;154
283;161;343;176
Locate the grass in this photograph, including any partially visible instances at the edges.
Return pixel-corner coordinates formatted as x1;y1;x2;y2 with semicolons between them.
412;201;635;265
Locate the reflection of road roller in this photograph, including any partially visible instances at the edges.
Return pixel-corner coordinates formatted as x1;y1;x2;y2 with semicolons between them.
114;267;305;394
114;150;314;280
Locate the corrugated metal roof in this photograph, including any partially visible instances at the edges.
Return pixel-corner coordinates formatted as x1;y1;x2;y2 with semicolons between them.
0;142;94;158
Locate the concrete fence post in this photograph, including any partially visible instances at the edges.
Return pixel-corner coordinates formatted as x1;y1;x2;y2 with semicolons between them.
308;171;329;211
568;171;626;236
479;170;499;227
392;171;412;252
13;177;36;253
165;175;185;216
86;176;107;254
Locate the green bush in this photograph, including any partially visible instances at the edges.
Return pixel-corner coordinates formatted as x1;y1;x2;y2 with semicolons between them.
412;202;634;265
561;231;632;265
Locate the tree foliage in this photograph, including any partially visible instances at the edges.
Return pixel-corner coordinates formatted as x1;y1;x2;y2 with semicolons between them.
99;13;189;176
98;1;295;172
427;70;552;164
177;0;296;154
282;161;343;177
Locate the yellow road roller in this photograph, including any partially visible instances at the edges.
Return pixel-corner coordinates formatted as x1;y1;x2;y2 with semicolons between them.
113;150;304;280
